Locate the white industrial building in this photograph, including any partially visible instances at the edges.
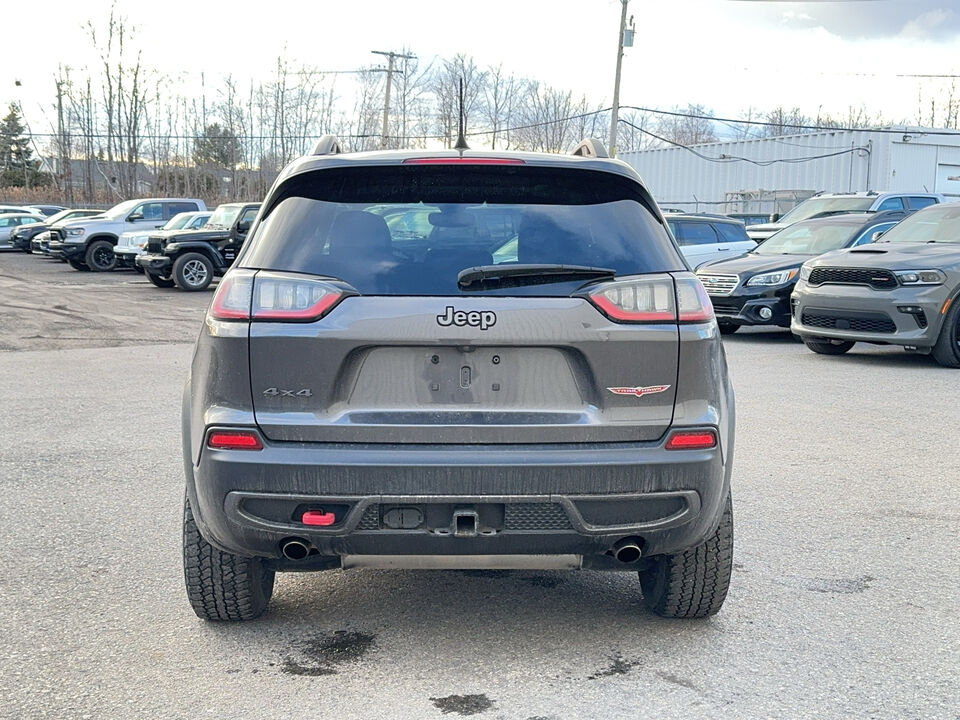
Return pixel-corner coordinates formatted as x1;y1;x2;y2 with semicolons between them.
619;127;960;216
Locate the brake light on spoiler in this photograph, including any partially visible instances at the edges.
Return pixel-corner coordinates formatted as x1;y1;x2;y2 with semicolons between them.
210;270;346;322
402;157;525;165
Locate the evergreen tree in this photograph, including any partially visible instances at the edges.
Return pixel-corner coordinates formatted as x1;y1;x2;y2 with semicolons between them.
0;104;46;188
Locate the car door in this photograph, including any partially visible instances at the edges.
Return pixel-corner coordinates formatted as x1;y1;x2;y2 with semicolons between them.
129;201;166;228
667;219;720;268
0;217;15;244
874;196;905;212
906;196;939;211
714;221;756;258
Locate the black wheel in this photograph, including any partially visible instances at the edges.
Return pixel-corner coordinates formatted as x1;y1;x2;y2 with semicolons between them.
931;294;960;368
85;239;116;271
718;322;740;335
802;337;855;355
68;258;89;271
145;271;175;288
173;252;214;291
639;492;733;618
183;495;274;621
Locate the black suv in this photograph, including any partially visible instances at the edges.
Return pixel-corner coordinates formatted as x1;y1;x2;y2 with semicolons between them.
181;137;735;621
137;202;260;290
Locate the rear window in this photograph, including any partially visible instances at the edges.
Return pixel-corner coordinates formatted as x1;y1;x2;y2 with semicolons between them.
240;166;682;295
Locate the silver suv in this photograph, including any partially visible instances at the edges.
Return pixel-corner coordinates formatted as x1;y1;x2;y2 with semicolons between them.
181;138;735;621
748;191;943;242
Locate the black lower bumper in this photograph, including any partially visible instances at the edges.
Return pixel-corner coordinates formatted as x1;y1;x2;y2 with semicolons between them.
710;287;793;328
135;253;172;273
48;241;84;260
186;431;732;567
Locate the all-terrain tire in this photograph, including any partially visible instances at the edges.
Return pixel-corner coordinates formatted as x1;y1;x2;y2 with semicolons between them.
639;492;733;618
173;252;214;291
85;239;116;271
68;258;89;271
718;322;740;335
930;294;960;368
802;337;855;355
183;496;275;621
145;271;175;288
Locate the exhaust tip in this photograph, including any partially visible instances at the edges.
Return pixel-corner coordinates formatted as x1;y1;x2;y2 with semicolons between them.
281;538;311;561
613;539;642;564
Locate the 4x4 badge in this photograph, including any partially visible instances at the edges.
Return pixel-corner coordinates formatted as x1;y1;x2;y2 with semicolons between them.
607;385;671;398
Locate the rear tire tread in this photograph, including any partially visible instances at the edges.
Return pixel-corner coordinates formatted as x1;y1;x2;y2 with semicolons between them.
182;497;274;621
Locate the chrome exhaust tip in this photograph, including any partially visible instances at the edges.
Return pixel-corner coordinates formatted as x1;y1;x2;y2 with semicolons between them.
280;538;311;561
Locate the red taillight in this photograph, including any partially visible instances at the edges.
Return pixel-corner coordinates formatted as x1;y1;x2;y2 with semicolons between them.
301;510;337;526
586;275;676;323
402;157;525;165
676;276;715;323
209;271;344;323
207;430;263;450
665;430;717;450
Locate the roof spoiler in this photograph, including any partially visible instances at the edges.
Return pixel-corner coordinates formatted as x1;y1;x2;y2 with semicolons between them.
571;138;609;159
312;135;343;156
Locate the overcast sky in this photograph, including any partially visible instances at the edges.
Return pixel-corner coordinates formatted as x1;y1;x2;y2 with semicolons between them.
3;0;960;130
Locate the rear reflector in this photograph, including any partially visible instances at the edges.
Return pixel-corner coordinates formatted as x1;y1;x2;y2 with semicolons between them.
301;510;337;526
207;431;263;450
402;157;525;165
665;430;717;450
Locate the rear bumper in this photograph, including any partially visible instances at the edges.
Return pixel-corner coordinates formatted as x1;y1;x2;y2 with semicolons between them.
186;430;732;566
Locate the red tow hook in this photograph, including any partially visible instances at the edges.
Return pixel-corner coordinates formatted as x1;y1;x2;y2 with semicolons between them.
301;510;337;526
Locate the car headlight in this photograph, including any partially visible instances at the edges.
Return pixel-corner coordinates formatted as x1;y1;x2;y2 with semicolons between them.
65;227;85;237
895;269;946;285
799;264;812;282
745;269;798;287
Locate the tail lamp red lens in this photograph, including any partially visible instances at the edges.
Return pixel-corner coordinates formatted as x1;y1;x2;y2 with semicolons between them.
210;270;344;322
207;430;263;451
586;275;715;324
665;430;717;450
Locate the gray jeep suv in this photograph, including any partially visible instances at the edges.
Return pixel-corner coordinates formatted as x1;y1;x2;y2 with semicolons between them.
792;202;960;367
181;138;735;621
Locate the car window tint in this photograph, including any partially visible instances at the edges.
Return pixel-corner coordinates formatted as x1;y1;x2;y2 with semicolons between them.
907;196;938;210
714;222;749;243
875;197;904;211
135;202;165;220
241;165;682;296
853;223;895;246
673;221;718;246
168;201;200;216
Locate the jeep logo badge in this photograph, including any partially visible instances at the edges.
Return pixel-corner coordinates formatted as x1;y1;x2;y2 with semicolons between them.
437;306;497;331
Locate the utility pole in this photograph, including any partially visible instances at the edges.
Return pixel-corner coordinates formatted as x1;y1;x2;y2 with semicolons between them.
609;0;631;157
372;50;416;149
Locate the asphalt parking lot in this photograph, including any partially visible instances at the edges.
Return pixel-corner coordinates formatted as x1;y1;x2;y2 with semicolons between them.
1;252;957;720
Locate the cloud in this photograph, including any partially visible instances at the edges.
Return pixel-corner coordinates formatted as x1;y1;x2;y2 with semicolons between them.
740;1;960;40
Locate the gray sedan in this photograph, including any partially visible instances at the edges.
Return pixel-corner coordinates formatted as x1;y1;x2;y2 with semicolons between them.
791;203;960;367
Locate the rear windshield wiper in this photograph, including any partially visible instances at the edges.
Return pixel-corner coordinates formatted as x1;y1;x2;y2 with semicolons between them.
458;264;616;290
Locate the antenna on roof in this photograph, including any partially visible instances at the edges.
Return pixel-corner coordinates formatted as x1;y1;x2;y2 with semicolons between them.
454;78;469;151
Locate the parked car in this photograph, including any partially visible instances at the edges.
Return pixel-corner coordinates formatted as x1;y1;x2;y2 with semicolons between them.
10;208;103;252
137;202;259;290
0;204;34;215
50;197;206;271
746;191;943;242
180;137;734;621
698;211;905;334
25;204;67;217
726;213;770;227
792;202;960;367
665;213;756;268
0;213;46;250
114;211;211;269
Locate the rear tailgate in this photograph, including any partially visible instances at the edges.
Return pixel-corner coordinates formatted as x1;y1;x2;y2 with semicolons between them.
249;295;677;443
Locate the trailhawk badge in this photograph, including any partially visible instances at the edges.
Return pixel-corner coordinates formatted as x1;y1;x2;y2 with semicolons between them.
607;385;671;398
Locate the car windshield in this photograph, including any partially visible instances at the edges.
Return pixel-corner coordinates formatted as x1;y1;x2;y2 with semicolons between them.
754;221;861;255
778;197;873;224
164;213;193;230
877;204;960;244
240;165;681;296
207;205;242;228
104;199;141;219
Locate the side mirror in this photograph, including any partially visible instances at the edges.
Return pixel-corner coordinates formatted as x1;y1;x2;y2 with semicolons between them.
873;230;885;240
127;213;144;222
236;220;251;234
768;213;781;223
